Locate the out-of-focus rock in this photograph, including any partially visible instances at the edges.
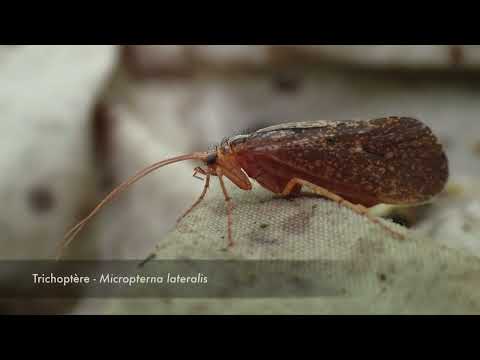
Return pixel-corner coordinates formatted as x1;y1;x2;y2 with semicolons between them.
123;45;480;72
123;45;194;78
0;45;117;260
191;45;270;68
285;45;480;69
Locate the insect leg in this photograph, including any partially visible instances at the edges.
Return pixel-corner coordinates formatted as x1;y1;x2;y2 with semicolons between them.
176;174;211;224
217;171;234;248
281;178;405;240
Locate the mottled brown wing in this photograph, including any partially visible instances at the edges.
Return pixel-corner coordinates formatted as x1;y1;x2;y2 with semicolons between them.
232;117;449;206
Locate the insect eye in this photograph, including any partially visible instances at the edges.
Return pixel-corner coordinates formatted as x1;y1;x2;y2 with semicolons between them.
206;153;217;165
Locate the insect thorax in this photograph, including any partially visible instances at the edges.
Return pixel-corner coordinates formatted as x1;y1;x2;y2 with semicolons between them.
224;134;250;147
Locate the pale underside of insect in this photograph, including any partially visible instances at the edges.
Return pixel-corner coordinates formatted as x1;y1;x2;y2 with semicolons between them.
58;116;449;259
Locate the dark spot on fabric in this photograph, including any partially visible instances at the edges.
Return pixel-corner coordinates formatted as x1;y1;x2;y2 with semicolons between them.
281;209;314;235
250;237;278;245
28;186;55;213
378;273;387;282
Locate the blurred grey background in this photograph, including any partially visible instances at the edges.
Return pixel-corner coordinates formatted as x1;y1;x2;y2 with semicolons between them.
1;45;480;313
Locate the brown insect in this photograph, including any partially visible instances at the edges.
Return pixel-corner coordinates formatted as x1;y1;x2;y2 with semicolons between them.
58;116;449;258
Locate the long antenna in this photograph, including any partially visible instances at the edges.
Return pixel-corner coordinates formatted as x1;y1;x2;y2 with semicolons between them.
57;152;208;259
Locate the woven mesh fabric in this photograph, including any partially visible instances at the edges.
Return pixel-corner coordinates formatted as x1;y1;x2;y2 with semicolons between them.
140;182;480;314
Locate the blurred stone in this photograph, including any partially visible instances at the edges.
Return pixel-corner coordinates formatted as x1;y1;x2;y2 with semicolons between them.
191;45;270;68
286;45;480;69
0;45;117;260
123;45;194;78
124;45;270;77
122;46;480;73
